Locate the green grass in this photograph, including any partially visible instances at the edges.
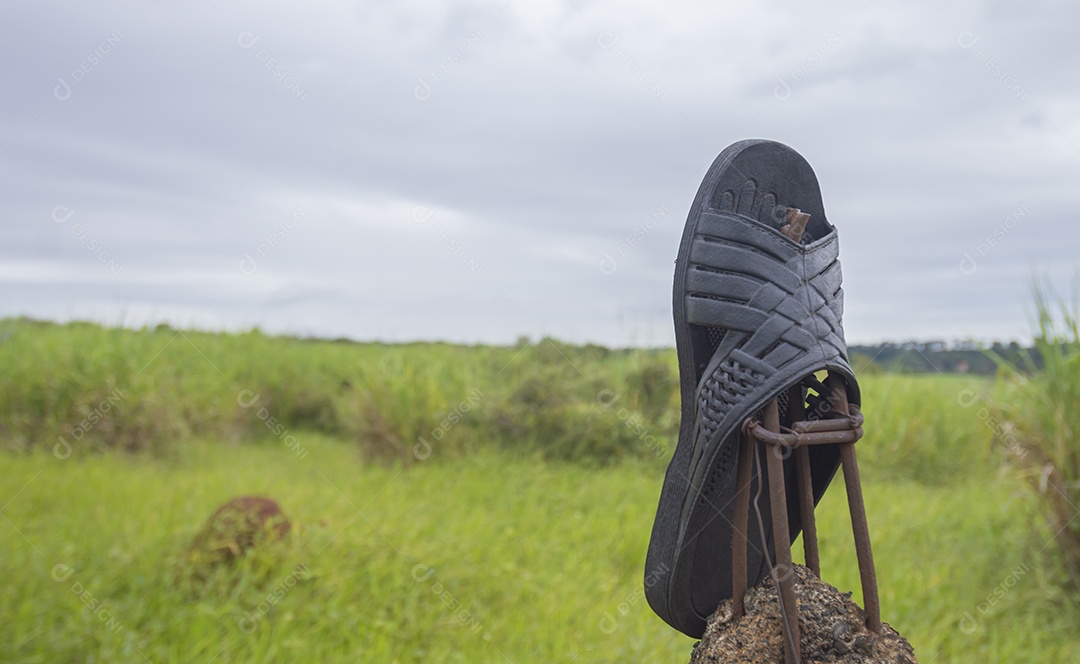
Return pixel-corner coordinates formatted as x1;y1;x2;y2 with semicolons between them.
993;283;1080;587
2;437;1078;663
800;475;1079;662
1;439;694;663
2;319;1079;662
855;372;996;484
0;319;679;464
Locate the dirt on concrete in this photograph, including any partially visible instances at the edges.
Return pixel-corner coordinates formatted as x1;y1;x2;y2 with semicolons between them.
689;565;916;663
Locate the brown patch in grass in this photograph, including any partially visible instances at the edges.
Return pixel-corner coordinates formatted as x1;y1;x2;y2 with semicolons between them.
188;496;291;567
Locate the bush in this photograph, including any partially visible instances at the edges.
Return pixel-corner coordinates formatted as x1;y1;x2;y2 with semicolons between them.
477;347;676;464
332;353;483;463
995;283;1080;587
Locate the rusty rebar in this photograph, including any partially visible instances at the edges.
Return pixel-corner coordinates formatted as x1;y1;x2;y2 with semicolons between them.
764;399;801;663
731;431;754;619
826;375;882;634
789;386;820;578
730;375;880;657
744;425;862;447
791;409;863;432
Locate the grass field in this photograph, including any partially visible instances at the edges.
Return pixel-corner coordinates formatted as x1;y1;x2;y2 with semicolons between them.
2;320;1079;662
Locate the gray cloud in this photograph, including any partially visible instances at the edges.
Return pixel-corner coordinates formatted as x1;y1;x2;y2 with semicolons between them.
1;0;1077;346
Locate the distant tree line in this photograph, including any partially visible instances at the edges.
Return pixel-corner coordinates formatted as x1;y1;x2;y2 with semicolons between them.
849;341;1041;375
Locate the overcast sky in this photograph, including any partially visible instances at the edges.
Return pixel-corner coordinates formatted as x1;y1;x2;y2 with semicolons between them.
2;0;1077;346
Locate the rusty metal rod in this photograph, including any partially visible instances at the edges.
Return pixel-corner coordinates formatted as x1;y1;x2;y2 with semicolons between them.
764;399;801;663
745;415;860;432
745;424;863;447
728;379;879;657
826;375;881;634
796;447;819;578
788;386;820;579
791;412;864;432
731;431;754;619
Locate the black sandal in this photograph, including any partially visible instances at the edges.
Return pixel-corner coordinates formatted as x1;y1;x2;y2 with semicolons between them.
645;139;860;638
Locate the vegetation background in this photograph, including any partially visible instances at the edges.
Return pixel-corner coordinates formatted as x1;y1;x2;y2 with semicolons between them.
1;306;1078;662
